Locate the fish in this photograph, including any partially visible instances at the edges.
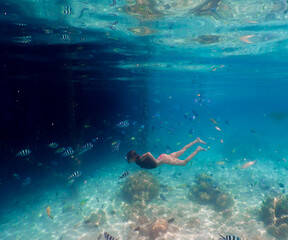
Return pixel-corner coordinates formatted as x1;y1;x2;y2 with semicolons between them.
116;120;129;128
62;34;70;41
46;206;54;219
104;232;118;240
110;21;118;26
160;193;166;201
110;0;116;7
279;183;285;188
216;161;225;165
48;142;59;148
215;126;221;131
92;137;99;142
80;198;89;206
111;140;121;152
63;6;72;15
14;36;32;44
13;173;21;179
97;234;102;240
119;170;129;179
240;160;256;169
55;147;66;154
78;142;93;154
167;218;175;223
16;149;31;157
62;147;74;157
21;177;31;186
219;234;241;240
68;171;82;182
210;118;218;125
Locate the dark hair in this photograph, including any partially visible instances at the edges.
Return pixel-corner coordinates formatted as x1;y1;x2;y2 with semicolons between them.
126;150;140;163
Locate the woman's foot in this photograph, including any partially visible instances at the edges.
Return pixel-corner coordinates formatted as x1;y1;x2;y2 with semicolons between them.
196;146;207;152
196;137;207;145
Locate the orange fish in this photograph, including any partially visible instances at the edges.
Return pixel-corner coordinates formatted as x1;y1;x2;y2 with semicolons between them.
241;160;256;169
46;206;54;219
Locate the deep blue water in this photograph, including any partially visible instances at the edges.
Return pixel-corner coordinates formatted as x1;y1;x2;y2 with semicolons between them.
1;1;288;239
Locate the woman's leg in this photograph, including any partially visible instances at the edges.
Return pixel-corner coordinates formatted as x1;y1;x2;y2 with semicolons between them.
169;137;206;158
157;146;206;167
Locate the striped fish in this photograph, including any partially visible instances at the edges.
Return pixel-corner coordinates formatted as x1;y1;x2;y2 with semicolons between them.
63;6;72;15
104;232;118;240
14;36;32;44
160;193;166;201
16;149;31;157
62;147;74;157
22;177;31;186
119;170;129;179
62;34;70;41
219;234;241;240
68;171;81;181
78;142;93;154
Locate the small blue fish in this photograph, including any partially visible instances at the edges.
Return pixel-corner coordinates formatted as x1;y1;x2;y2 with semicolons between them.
160;193;166;201
16;149;31;157
78;142;93;154
119;171;129;179
116;120;129;128
219;234;241;240
104;232;118;240
68;171;81;182
22;177;31;186
48;142;59;149
62;147;74;157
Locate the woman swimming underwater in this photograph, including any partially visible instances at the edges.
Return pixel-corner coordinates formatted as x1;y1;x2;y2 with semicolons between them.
126;137;207;169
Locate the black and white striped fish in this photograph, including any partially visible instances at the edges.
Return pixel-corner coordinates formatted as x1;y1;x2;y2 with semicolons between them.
63;6;72;15
14;36;32;44
68;171;81;181
160;193;166;201
62;147;74;157
219;234;241;240
119;171;129;179
62;34;70;41
104;232;118;240
16;149;31;157
78;142;93;154
22;177;31;186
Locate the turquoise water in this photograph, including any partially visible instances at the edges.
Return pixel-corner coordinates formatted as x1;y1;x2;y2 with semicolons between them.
1;0;288;240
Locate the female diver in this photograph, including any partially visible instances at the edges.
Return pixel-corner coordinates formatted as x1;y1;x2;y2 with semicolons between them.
126;137;207;169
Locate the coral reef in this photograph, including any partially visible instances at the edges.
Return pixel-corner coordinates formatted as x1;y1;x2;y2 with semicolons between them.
259;195;288;238
133;216;175;240
188;173;234;211
120;171;160;204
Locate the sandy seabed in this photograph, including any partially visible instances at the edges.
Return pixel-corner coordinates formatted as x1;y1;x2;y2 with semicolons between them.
0;155;285;240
